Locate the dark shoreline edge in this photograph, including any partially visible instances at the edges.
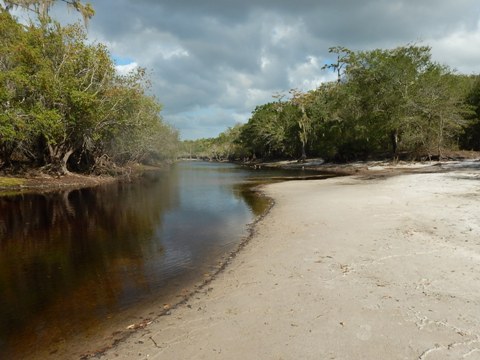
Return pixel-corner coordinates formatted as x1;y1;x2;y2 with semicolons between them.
3;156;479;195
0;164;171;196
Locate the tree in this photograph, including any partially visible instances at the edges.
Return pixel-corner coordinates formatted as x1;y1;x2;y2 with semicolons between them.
0;9;178;173
321;46;353;83
16;20;117;173
460;75;480;151
239;101;300;159
0;9;30;167
335;45;467;159
289;89;316;160
302;83;338;159
190;44;476;163
404;70;469;158
1;0;94;23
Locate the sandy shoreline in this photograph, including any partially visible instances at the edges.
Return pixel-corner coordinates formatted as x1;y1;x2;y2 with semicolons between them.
95;164;480;360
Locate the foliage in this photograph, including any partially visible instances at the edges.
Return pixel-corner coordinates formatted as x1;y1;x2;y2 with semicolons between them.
338;45;469;159
193;44;477;163
0;8;179;173
460;75;480;150
238;102;300;159
1;0;94;23
180;124;245;161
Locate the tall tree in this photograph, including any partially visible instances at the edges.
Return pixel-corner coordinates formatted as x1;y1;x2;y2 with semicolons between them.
239;101;299;159
340;45;467;159
460;75;480;151
0;9;29;166
1;0;94;23
321;46;353;83
289;89;316;160
0;9;178;173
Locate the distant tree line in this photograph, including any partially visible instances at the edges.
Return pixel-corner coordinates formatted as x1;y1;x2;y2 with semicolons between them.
182;45;480;162
0;3;179;174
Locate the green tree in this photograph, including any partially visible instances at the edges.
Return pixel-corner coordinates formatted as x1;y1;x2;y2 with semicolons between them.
303;83;338;159
337;45;467;159
0;9;178;173
239;101;300;159
460;75;480;150
20;20;117;173
0;9;30;166
321;46;353;83
185;44;475;163
1;0;94;23
289;89;317;160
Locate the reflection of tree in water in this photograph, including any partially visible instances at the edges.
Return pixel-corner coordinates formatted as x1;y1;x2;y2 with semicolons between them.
0;170;179;357
232;182;271;217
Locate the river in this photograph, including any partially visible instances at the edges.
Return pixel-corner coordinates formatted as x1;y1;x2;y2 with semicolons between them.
0;161;325;359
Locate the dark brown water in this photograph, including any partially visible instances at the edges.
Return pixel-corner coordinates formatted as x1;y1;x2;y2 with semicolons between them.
0;161;317;359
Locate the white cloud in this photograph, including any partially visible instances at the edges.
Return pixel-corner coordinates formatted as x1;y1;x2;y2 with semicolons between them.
231;112;251;125
429;19;480;74
162;47;190;60
287;56;336;91
138;28;190;61
246;88;276;109
259;54;270;69
42;0;480;139
271;24;295;44
165;105;244;139
115;62;139;76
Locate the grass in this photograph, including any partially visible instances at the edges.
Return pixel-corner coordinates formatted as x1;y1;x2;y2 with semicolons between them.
0;177;25;187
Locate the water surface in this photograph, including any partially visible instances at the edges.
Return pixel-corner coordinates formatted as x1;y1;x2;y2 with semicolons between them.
0;161;317;358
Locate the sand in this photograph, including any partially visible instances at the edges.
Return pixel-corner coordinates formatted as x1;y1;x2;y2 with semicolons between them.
100;165;480;360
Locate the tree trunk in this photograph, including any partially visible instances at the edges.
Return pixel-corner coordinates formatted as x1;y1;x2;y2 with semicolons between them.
46;143;74;175
60;149;74;174
0;144;15;169
437;116;444;159
299;142;307;162
391;129;399;161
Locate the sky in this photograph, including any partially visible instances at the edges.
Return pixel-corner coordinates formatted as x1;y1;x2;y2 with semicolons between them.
44;1;480;139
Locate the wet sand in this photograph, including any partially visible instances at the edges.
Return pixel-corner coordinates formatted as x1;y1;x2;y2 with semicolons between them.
99;165;480;359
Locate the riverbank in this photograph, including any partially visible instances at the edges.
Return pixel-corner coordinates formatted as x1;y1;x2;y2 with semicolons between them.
2;156;478;194
96;161;480;359
0;173;117;193
0;164;170;194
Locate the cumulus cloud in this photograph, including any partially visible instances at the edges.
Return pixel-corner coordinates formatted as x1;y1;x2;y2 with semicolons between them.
115;62;139;76
429;19;480;74
49;0;480;139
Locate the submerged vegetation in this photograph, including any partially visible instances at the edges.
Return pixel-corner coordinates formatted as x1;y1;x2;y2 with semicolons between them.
0;1;179;175
182;45;480;163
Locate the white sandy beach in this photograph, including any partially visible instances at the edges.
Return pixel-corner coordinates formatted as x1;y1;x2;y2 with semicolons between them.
101;165;480;359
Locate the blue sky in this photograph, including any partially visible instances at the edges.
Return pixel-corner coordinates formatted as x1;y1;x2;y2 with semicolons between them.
112;56;135;66
46;0;480;139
